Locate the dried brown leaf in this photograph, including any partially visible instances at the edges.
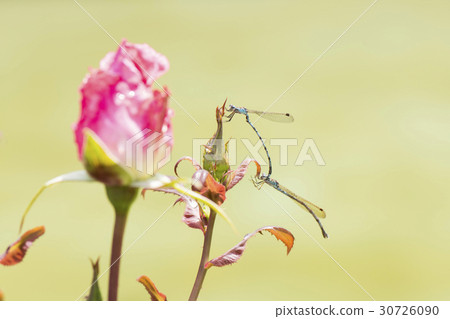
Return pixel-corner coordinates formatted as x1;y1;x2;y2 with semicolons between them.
0;226;45;266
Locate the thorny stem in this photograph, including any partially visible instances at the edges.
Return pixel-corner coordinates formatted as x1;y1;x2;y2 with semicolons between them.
188;211;217;301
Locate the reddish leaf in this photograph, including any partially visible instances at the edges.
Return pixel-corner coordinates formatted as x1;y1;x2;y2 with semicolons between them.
223;158;261;190
0;226;45;266
0;289;3;301
146;188;205;232
137;275;167;301
205;226;294;269
175;195;206;233
192;170;226;205
173;182;235;231
174;156;202;178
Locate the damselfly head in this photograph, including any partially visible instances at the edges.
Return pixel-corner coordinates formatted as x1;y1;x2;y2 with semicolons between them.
226;104;236;112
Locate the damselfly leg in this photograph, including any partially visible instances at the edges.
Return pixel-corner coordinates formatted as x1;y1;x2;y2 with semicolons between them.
251;175;265;189
224;107;237;122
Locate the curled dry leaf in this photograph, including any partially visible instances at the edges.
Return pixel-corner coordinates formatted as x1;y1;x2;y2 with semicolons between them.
223;158;261;191
137;275;167;301
0;226;45;266
205;226;294;269
174;156;202;178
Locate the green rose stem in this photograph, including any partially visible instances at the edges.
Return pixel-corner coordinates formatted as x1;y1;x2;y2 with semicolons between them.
188;211;217;301
105;185;139;301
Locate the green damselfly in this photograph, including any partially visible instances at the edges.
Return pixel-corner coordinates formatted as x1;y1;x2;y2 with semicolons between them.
225;105;294;178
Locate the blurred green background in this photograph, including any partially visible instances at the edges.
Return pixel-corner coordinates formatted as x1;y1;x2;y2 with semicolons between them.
1;0;450;301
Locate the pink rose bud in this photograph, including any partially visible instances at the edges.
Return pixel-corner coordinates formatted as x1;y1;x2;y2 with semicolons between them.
73;40;174;185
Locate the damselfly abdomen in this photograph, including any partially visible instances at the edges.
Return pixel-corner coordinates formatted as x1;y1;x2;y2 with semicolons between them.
256;174;328;238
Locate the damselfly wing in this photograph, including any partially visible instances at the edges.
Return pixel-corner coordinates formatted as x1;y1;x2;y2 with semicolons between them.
243;109;294;123
226;105;294;123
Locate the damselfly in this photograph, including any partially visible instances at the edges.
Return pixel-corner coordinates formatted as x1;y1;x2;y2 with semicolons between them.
225;105;294;178
255;174;328;238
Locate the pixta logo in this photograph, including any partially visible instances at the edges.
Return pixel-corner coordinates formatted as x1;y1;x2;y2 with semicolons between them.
125;129;172;175
192;138;325;167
